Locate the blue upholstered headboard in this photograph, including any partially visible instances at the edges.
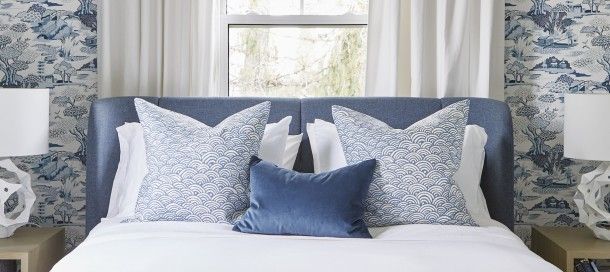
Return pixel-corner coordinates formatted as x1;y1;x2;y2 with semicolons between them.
86;97;514;233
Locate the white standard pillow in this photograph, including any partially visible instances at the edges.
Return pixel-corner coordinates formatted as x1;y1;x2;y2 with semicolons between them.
259;116;292;166
107;123;148;219
106;117;302;219
307;120;347;173
283;134;303;169
307;119;492;224
453;125;491;224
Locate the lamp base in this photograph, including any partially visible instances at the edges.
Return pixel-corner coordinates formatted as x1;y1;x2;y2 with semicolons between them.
0;159;36;239
575;162;610;240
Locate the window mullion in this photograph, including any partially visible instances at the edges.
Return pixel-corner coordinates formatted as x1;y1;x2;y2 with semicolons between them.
223;15;368;25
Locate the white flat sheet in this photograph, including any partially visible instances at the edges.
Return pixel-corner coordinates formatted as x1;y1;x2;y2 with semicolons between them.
53;219;560;272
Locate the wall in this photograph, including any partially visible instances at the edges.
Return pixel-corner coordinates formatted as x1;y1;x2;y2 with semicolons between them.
0;0;96;251
505;0;607;243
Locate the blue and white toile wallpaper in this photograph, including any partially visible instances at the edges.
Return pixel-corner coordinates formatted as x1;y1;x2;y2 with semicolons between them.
0;0;96;251
505;0;609;243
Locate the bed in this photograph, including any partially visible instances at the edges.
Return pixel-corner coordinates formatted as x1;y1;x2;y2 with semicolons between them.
52;97;559;271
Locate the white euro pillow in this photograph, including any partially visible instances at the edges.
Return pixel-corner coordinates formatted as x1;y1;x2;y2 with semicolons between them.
307;119;492;224
107;116;300;219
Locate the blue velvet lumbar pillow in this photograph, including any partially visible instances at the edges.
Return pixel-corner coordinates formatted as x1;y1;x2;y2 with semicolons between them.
233;157;376;238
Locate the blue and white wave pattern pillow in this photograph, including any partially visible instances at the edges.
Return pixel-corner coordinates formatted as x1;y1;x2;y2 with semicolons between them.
133;99;270;224
332;100;477;227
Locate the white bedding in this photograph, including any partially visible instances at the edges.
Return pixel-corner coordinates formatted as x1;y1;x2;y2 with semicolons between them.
53;219;559;272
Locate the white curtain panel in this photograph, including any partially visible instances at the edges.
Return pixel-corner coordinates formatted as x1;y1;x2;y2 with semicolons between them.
367;0;504;99
98;0;220;97
365;0;411;97
411;0;505;99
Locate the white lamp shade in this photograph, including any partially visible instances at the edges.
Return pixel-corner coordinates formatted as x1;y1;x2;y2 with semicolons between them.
0;89;50;157
564;94;610;161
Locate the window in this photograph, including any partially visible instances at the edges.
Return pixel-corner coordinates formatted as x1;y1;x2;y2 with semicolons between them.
221;0;369;97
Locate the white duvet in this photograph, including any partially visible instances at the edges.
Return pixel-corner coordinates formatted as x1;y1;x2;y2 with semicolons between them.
53;219;559;272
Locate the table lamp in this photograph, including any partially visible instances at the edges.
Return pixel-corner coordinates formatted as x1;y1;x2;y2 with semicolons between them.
0;88;49;238
565;93;610;240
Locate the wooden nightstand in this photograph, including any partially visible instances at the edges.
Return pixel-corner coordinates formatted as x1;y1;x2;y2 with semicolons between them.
531;226;610;272
0;227;64;272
